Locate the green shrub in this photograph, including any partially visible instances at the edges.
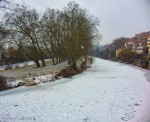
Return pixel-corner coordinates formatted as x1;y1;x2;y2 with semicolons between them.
117;48;138;63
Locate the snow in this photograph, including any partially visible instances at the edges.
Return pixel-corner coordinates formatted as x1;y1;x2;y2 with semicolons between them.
33;74;57;84
0;59;51;71
0;65;7;70
0;58;150;122
6;73;58;88
0;61;35;71
7;80;22;87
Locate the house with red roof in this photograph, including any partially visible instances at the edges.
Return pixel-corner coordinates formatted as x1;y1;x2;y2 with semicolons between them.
125;32;149;54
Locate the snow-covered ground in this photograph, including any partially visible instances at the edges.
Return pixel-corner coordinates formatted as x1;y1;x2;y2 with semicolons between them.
0;58;150;122
0;61;35;71
0;59;51;71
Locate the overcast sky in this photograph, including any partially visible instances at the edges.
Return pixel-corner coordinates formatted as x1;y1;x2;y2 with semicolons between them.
9;0;150;45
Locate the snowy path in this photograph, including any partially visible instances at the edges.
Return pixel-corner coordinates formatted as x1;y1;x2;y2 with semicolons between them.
0;58;150;122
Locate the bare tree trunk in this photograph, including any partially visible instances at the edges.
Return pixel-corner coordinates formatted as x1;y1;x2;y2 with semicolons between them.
40;59;46;67
34;60;40;67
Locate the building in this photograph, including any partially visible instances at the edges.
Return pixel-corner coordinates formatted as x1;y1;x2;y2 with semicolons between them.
125;37;137;49
147;31;150;54
125;31;149;54
135;32;149;41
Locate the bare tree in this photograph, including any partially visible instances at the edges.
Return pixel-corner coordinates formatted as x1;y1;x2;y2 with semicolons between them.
112;37;129;50
4;4;46;67
41;8;67;65
2;1;100;68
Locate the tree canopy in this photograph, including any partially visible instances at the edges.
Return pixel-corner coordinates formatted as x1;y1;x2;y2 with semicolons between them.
2;1;100;67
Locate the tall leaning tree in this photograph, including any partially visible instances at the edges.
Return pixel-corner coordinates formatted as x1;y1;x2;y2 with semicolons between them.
63;1;100;67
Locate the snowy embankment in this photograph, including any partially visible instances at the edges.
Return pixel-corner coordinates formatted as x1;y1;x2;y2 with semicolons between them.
0;58;150;122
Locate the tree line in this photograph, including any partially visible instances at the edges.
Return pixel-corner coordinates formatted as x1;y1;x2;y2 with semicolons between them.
97;37;128;60
0;1;100;67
